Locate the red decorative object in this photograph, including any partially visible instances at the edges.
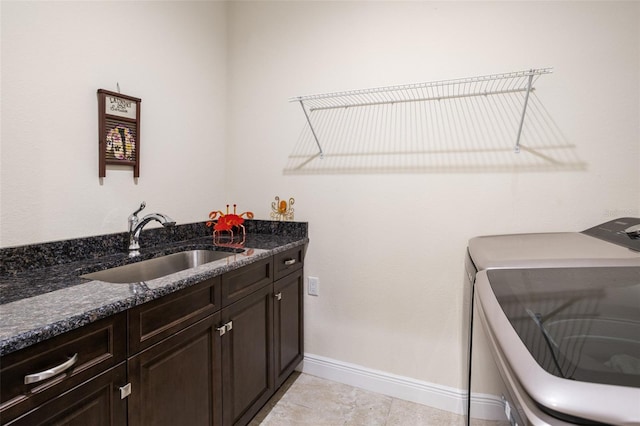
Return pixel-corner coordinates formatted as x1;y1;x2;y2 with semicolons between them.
207;204;254;246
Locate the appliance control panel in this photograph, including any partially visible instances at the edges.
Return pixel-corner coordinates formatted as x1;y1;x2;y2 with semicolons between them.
582;217;640;251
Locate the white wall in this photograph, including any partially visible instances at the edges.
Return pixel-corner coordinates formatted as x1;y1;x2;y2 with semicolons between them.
1;1;228;247
225;0;640;395
1;0;639;412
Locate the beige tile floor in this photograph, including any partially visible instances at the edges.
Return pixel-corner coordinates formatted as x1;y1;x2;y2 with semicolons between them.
250;372;467;426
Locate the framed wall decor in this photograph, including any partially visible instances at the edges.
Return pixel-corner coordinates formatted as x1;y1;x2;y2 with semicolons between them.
97;89;141;177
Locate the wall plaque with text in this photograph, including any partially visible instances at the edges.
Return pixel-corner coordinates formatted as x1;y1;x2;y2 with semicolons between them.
97;89;142;177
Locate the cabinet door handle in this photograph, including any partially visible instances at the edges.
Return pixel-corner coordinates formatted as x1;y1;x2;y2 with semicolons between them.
275;292;282;301
284;258;296;266
24;353;78;384
225;321;233;332
217;325;226;336
120;383;132;399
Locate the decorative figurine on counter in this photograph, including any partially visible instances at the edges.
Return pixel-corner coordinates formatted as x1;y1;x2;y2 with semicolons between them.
270;196;295;221
207;204;254;246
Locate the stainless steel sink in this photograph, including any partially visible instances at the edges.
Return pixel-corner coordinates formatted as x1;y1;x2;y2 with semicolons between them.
81;250;234;283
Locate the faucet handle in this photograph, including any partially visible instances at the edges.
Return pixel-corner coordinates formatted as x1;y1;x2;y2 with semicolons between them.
128;201;146;231
133;201;146;217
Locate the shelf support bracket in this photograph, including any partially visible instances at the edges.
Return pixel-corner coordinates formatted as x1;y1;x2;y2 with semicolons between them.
298;100;324;159
515;71;535;153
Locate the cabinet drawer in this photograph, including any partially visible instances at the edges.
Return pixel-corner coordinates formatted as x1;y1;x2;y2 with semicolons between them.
4;363;127;426
0;312;126;424
273;246;304;281
129;276;221;355
221;257;272;306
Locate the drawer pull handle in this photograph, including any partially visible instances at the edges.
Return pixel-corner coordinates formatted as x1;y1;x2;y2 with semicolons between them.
284;258;296;266
24;353;78;384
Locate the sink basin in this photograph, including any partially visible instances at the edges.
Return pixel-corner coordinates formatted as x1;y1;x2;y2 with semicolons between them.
81;250;234;283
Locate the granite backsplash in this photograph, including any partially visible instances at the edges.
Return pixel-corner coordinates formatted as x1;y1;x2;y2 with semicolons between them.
0;220;308;277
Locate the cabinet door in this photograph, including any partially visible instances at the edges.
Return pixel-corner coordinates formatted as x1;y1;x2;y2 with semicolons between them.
274;269;304;388
128;313;222;426
221;284;274;426
5;363;127;426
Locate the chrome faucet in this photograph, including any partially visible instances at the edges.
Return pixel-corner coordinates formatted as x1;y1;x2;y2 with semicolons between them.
128;201;176;254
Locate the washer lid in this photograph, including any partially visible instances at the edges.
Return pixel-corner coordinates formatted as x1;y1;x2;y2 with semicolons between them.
487;267;640;388
476;268;640;425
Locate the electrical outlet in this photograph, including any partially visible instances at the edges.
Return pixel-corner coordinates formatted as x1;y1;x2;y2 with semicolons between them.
308;276;319;296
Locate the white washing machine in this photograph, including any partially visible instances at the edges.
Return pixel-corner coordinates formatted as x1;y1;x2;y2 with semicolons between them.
476;266;640;425
464;218;640;425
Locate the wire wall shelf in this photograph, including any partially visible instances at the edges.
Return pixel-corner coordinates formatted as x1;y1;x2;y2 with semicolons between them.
285;68;585;174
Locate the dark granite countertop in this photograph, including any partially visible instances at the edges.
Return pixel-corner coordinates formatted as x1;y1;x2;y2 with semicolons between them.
0;220;308;356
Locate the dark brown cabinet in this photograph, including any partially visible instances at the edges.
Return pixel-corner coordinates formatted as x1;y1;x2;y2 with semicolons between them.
273;246;304;281
274;269;304;388
125;250;302;426
128;313;222;426
0;313;127;425
1;244;305;426
221;284;274;426
128;276;222;355
221;257;272;306
273;246;305;390
4;363;127;426
127;276;223;426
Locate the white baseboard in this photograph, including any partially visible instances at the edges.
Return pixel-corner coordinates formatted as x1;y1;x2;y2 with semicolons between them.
299;353;465;415
298;353;506;421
